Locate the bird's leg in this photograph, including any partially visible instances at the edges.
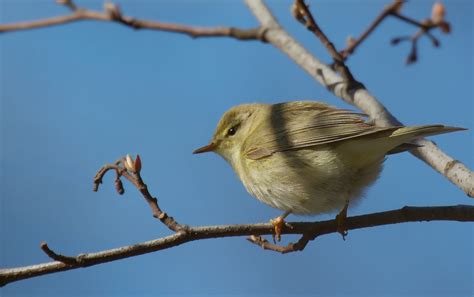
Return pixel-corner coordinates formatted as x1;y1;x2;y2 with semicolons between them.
270;210;292;242
336;201;349;240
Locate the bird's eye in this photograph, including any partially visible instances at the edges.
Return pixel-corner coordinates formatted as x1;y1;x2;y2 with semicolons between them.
227;126;238;136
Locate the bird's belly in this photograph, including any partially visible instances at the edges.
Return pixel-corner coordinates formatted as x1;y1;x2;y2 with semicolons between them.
237;148;383;215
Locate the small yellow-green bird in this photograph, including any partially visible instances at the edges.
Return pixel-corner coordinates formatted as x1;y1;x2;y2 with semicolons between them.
193;101;464;240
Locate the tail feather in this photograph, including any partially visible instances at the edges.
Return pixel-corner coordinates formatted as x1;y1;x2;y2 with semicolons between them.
339;125;466;166
385;125;466;155
391;125;466;139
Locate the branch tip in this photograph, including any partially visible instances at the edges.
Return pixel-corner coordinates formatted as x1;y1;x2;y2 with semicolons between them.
56;0;78;11
293;0;356;82
40;242;77;265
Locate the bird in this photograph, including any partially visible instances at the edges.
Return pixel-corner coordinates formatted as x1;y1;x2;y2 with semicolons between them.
193;101;464;241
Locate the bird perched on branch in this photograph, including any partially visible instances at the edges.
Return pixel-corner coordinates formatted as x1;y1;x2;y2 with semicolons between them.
194;101;464;241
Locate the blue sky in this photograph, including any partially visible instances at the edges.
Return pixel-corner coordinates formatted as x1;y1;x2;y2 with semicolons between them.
1;0;472;296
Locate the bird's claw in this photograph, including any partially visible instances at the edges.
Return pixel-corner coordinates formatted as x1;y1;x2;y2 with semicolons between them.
270;216;292;242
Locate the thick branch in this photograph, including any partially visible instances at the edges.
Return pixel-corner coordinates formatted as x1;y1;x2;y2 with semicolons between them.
0;5;263;41
244;0;473;197
1;205;473;286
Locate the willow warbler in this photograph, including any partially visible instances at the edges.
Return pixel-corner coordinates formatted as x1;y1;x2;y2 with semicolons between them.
194;101;464;239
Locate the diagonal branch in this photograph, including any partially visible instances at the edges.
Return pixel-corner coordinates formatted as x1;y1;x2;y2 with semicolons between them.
1;204;473;286
244;0;473;198
0;1;264;41
339;0;404;60
93;155;184;233
292;0;356;83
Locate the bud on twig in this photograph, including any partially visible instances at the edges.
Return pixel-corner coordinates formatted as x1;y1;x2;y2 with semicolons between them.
406;45;417;64
431;2;445;24
56;0;77;11
104;1;122;20
124;154;135;172
346;35;356;48
134;154;142;173
390;36;409;45
391;37;402;45
291;2;306;25
438;22;451;34
124;154;141;173
392;0;404;14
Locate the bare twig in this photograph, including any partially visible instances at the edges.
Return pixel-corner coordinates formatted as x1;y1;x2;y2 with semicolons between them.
1;205;473;286
338;0;450;64
390;16;448;64
247;233;314;254
340;0;404;60
293;0;356;83
93;156;184;233
0;1;264;41
245;0;473;197
40;242;78;265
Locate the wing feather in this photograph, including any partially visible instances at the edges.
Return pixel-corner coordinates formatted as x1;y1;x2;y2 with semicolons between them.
244;101;399;160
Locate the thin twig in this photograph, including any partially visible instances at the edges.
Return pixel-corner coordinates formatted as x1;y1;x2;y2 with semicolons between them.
0;2;264;41
340;0;403;60
93;156;184;233
40;242;78;265
293;0;357;83
390;18;446;64
247;233;314;254
338;0;450;63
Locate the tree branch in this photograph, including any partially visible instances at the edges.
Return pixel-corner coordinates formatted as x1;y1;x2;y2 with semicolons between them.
0;1;472;287
339;0;404;60
339;0;449;64
390;14;449;64
292;0;356;83
0;1;264;41
244;0;473;197
1;205;473;286
1;0;470;195
93;155;184;233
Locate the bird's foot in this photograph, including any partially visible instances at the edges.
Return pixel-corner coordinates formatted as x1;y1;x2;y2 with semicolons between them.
336;202;349;240
270;215;292;242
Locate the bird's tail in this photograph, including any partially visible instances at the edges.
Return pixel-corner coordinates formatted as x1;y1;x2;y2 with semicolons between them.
340;125;466;165
385;125;466;155
390;125;466;139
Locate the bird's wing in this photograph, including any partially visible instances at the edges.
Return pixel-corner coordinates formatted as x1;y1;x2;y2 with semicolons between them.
243;101;399;160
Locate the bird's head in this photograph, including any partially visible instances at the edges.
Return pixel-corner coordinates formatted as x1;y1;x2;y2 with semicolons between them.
193;104;263;164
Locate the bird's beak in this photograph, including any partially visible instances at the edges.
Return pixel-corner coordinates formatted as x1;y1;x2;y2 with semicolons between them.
193;142;217;154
